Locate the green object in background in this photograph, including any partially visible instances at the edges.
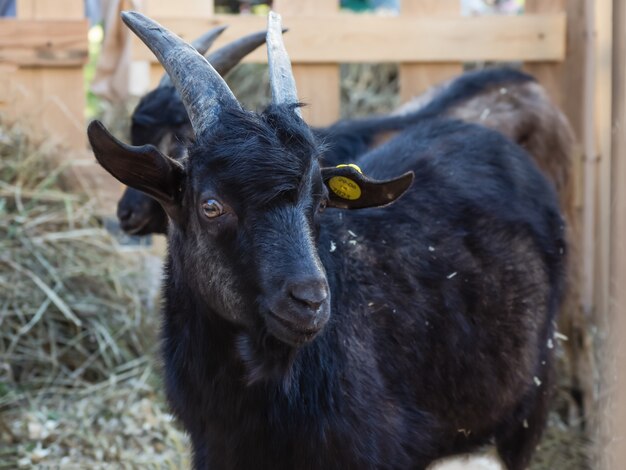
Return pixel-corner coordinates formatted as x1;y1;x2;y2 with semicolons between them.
341;0;370;12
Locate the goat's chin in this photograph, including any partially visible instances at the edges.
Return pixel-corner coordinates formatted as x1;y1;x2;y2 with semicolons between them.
264;310;323;347
235;332;298;390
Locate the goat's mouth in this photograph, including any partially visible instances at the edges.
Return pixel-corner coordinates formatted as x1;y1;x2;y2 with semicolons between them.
264;310;325;346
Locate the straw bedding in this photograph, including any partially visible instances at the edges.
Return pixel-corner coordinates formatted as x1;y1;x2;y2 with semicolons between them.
0;122;187;468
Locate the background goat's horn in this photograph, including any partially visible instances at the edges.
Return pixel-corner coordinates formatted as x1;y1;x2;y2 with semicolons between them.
267;12;301;117
209;29;273;76
122;11;241;137
158;25;227;88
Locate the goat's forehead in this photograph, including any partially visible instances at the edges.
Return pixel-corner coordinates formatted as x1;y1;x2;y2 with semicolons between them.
188;141;318;206
184;107;320;204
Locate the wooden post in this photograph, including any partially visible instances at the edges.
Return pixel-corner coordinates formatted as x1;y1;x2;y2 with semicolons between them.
274;0;340;126
11;0;86;150
598;0;626;470
578;0;614;451
524;1;567;108
399;0;462;103
593;0;615;460
592;0;613;339
525;0;602;443
608;2;626;467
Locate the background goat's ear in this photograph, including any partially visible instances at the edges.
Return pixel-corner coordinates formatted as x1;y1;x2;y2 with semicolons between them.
88;120;184;219
321;165;414;209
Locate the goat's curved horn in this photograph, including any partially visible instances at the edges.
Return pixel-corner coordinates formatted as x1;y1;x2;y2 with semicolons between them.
192;25;228;55
209;29;271;76
158;25;227;88
267;12;301;117
122;11;240;137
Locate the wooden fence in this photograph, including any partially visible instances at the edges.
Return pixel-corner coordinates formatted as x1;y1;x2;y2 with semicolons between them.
133;0;566;126
0;0;88;150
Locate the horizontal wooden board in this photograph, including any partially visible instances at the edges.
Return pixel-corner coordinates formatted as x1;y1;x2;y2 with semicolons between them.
17;0;84;20
131;13;566;64
144;0;213;18
0;19;89;66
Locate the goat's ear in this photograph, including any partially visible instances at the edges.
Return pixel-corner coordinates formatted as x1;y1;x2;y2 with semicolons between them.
88;120;184;219
321;164;414;209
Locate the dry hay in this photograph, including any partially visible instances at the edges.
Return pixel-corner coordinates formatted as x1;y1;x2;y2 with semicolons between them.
340;63;399;118
0;121;187;468
227;62;400;119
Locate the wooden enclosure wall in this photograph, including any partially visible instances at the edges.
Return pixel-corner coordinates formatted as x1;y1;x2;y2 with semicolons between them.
608;0;626;466
0;0;88;150
133;1;566;126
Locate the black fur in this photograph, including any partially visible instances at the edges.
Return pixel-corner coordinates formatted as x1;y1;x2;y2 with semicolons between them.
130;86;189;146
144;106;566;469
117;86;189;234
116;68;536;236
316;68;535;165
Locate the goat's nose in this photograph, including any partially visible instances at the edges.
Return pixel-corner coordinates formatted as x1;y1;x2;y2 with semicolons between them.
287;279;328;311
117;207;132;222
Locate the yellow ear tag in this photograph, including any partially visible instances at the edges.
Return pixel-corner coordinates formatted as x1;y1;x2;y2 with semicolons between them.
329;176;361;200
335;163;363;174
329;164;363;200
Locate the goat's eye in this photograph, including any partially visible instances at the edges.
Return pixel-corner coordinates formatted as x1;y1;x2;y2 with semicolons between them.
318;199;328;213
201;199;224;219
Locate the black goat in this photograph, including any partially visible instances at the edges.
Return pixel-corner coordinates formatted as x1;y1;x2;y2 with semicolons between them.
89;12;566;470
117;26;269;235
116;67;573;238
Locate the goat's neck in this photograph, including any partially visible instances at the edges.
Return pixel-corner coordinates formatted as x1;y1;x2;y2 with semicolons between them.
162;248;342;394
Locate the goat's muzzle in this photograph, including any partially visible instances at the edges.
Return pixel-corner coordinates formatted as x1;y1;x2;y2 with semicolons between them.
264;277;330;346
117;190;166;235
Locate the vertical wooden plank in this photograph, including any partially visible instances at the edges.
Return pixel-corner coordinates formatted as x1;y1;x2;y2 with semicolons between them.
12;0;86;150
524;0;566;108
607;1;626;466
592;2;614;463
399;0;462;103
593;0;613;336
525;1;601;443
608;2;626;467
274;0;340;126
577;0;613;463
